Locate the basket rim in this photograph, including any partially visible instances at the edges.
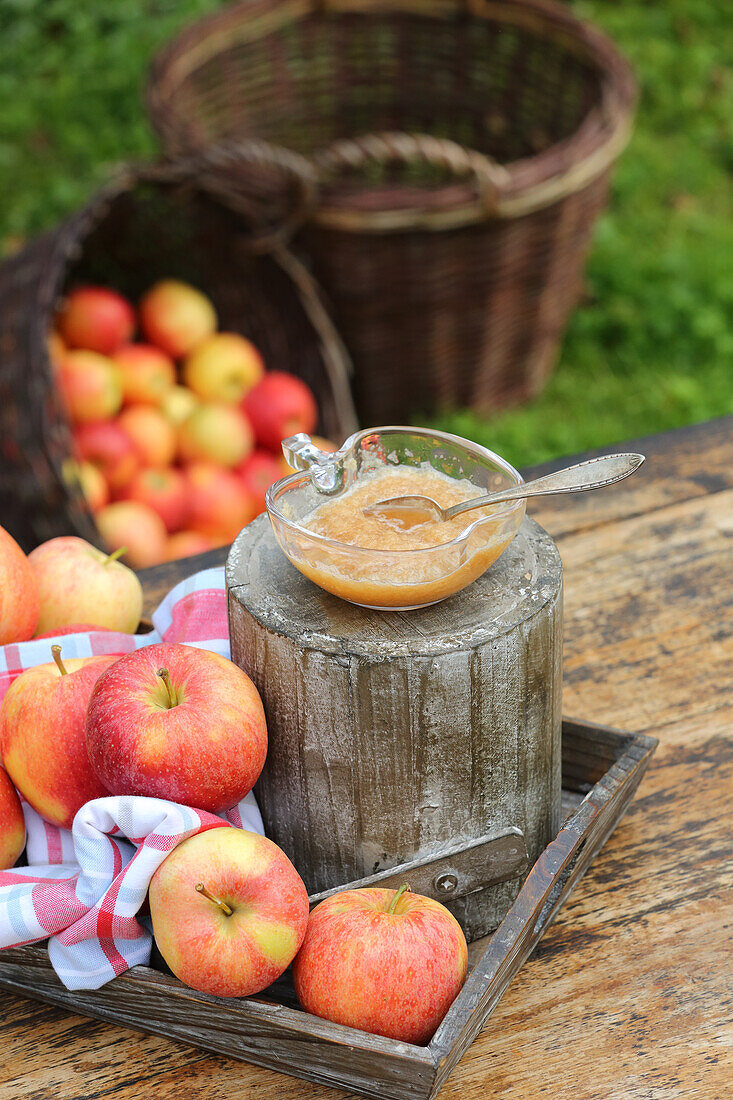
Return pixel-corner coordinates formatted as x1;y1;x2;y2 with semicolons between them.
147;0;637;229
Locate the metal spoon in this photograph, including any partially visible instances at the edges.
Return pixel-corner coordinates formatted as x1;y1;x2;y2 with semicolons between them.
362;452;646;527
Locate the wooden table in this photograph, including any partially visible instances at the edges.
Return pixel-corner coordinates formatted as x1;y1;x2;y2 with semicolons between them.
2;417;731;1100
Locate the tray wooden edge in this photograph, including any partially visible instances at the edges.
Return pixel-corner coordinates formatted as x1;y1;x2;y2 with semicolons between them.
0;720;657;1100
428;721;657;1093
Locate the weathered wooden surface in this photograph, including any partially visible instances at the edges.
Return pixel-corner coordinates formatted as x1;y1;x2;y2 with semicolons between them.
226;514;563;940
0;416;731;1099
0;724;654;1100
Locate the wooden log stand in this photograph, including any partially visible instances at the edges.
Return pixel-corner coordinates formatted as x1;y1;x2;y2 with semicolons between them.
227;514;563;940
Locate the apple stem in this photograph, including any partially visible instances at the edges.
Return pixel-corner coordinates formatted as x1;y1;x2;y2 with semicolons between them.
103;546;127;566
51;645;68;676
387;883;411;915
195;882;233;916
157;667;177;708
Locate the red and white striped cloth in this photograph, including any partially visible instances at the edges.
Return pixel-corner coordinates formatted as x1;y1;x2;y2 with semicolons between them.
0;566;264;990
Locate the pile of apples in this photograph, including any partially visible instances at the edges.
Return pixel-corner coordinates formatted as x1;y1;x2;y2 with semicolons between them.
50;281;328;567
0;524;468;1044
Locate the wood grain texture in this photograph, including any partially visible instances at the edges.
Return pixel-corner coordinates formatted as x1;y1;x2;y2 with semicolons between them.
227;514;563;939
1;418;731;1100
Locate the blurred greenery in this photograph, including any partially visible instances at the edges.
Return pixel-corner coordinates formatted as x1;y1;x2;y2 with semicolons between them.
1;0;731;464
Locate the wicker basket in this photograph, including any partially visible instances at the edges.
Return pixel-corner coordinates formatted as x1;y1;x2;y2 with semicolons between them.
147;0;636;424
0;146;357;552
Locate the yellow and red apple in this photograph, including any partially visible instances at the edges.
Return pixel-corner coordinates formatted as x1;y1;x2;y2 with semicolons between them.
57;350;122;423
0;525;39;644
183;333;264;403
96;501;168;569
178;403;254;468
85;642;267;812
0;649;116;829
57;286;135;356
139;281;217;359
149;828;308;997
28;535;143;635
118;405;177;468
0;767;25;869
114;344;176;406
164;530;216;561
293;885;468;1043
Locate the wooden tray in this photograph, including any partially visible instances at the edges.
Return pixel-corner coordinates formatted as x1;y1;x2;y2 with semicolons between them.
0;719;656;1099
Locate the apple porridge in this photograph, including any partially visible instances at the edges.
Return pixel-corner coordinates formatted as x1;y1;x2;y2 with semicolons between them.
292;465;519;608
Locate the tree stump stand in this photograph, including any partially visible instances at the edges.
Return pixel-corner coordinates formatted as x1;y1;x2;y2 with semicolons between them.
227;514;563;940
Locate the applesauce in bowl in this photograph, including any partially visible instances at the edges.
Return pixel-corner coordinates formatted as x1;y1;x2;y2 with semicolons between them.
265;427;525;610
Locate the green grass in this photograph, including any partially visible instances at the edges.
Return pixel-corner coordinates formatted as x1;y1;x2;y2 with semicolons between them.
1;0;731;465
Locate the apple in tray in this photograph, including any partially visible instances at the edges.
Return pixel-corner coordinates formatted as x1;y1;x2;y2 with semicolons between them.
85;643;267;812
150;828;309;997
293;885;468;1043
0;647;115;829
28;536;143;635
0;767;26;869
0;524;39;644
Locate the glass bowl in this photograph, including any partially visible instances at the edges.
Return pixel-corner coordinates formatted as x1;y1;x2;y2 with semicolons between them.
265;426;526;611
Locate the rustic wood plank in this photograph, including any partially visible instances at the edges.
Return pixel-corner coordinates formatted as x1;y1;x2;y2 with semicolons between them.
524;413;733;537
0;949;436;1100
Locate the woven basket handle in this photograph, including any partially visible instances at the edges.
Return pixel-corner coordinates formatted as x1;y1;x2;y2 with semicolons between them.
314;132;510;214
154;139;319;248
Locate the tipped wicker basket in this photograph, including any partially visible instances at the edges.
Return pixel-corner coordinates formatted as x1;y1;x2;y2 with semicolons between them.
0;145;357;552
147;0;636;424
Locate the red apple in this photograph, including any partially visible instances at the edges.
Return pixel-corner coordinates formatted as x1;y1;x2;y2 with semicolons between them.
121;467;189;533
243;372;317;453
183;333;264;403
57;349;123;423
114;343;176;406
85;643;268;811
75;420;139;492
149;828;308;997
178;403;254;468
161;384;198;427
139;281;217;359
0;525;39;644
28;536;143;635
185;463;257;543
236;449;283;514
164;530;216;561
0;767;25;869
0;649;116;829
57;286;135;355
293;885;468;1043
118;405;177;468
96;501;168;569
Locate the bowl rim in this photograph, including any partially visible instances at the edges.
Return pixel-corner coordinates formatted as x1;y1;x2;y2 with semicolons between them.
264;426;525;557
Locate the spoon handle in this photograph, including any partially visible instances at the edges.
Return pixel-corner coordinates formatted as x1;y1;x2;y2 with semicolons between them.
444;452;646;520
